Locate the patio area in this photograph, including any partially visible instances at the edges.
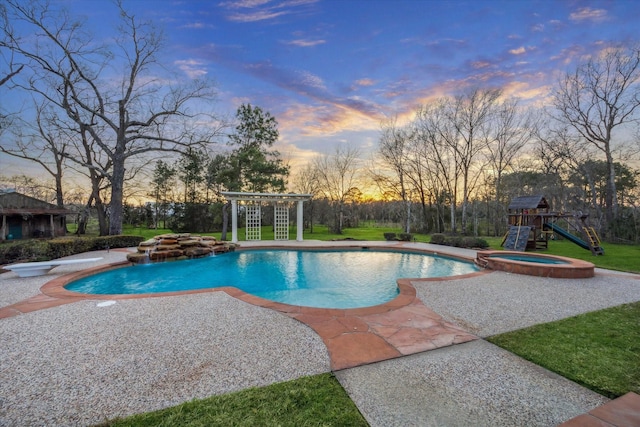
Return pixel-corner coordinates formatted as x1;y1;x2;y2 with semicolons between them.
1;241;639;426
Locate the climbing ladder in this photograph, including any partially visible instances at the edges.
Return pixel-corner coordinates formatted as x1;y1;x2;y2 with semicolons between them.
502;225;531;251
582;226;605;255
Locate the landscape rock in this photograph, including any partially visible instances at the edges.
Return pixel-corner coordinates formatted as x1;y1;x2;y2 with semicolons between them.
126;234;237;264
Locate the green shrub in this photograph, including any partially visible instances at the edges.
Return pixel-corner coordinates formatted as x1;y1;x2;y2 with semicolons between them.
0;235;144;265
383;232;397;241
429;234;488;249
46;238;94;259
398;232;413;241
447;236;463;247
461;236;489;248
430;233;446;245
0;240;49;264
89;235;144;250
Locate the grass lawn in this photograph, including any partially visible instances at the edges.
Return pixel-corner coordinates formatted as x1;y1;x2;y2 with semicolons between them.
488;302;640;398
98;374;367;427
538;239;640;273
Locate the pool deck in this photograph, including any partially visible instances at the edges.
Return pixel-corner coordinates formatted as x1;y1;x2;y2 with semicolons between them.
1;240;639;426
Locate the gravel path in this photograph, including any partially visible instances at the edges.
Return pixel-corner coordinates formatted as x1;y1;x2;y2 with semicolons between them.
412;268;640;337
336;340;609;427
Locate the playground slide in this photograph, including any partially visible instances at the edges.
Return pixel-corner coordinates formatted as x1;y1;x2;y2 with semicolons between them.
543;223;590;250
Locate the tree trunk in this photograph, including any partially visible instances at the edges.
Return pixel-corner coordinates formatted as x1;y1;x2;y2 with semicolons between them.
404;199;411;233
108;151;126;235
605;150;619;224
450;201;456;233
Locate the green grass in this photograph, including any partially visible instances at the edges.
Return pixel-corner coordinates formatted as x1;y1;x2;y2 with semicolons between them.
121;223;429;243
488;302;640;398
538;239;640;273
97;374;367;427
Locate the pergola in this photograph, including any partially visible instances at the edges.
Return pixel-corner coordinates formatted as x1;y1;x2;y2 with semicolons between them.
220;192;312;243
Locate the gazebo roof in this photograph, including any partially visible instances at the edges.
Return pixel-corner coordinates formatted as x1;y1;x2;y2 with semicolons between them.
220;191;312;202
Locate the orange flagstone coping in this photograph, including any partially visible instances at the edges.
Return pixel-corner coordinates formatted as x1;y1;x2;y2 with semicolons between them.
0;245;490;370
559;392;640;426
476;250;595;278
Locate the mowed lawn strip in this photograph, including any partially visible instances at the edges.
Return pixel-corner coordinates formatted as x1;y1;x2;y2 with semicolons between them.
97;373;368;427
487;302;640;398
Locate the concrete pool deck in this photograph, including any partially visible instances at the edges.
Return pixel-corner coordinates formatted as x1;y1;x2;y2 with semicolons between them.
1;240;639;425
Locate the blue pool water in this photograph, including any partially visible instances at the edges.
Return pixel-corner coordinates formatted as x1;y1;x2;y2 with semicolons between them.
488;254;569;265
65;249;478;309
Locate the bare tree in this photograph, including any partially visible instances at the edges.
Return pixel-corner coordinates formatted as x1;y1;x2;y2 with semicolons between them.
0;3;23;87
1;0;221;235
415;99;462;233
552;44;640;225
292;162;320;233
485;99;536;234
449;88;502;234
375;116;414;233
313;145;361;234
534;123;592;212
0;102;68;207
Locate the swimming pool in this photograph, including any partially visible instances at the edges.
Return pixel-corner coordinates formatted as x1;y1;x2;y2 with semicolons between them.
65;249;479;308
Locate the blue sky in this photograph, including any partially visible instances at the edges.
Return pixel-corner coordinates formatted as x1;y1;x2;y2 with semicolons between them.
3;0;640;178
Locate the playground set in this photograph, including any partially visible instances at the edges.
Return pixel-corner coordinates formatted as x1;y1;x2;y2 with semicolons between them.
502;195;604;255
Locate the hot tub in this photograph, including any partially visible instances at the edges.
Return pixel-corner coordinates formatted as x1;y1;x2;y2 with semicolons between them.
475;250;595;278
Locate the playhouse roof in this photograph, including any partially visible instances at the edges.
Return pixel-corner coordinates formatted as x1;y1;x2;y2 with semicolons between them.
508;195;549;210
0;191;74;215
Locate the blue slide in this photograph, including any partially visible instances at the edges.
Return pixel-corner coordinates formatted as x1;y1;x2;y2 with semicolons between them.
543;223;590;250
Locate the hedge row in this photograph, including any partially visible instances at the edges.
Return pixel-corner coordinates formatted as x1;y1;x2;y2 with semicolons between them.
429;233;489;249
0;235;145;265
383;232;414;241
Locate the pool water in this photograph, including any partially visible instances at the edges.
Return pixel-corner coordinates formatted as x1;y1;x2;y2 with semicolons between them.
65;249;478;309
488;254;569;265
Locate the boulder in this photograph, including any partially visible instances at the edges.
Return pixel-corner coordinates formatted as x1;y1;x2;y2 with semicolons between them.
159;239;178;245
150;249;183;260
139;238;158;247
127;253;151;263
156;244;181;251
184;247;213;257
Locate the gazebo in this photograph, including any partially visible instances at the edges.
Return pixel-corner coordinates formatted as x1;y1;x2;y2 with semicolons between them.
220;192;312;243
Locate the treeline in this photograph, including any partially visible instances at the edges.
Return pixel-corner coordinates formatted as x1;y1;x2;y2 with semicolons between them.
371;85;640;242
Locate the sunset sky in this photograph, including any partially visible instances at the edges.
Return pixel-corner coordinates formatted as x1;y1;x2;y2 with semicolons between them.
2;0;640;179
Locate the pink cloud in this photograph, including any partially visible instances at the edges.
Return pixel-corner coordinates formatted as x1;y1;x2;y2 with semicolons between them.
569;7;608;22
286;39;326;47
355;78;375;87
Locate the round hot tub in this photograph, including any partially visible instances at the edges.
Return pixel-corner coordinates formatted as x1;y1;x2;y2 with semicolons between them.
475;250;595;278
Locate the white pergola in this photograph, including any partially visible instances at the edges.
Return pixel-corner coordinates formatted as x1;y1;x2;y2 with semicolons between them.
220;192;312;243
